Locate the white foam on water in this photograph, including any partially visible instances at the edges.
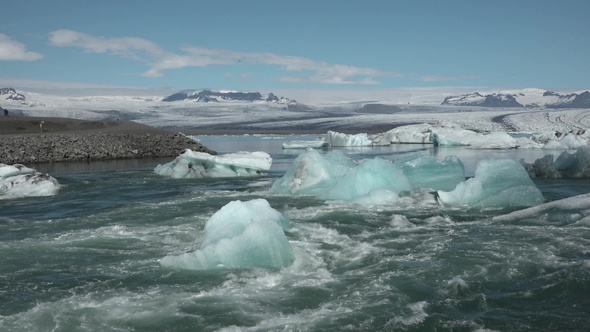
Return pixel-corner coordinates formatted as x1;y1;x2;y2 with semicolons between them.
386;301;429;327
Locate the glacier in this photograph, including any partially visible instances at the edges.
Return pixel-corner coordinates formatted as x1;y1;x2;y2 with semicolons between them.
437;159;544;207
160;199;294;270
0;164;60;199
154;149;272;178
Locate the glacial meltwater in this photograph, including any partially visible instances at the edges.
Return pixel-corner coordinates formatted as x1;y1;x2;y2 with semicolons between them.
1;135;589;331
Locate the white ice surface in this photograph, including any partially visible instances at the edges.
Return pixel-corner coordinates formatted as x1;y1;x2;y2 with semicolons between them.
5;88;590;138
154;149;272;178
160;199;294;270
0;164;60;199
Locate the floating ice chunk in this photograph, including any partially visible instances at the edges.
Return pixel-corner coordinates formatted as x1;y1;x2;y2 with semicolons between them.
543;133;588;149
493;193;590;223
329;157;412;200
469;132;519;149
0;164;60;199
429;127;479;146
370;123;433;145
271;149;412;202
160;199;294;270
154;149;272;178
514;136;544;149
327;130;373;147
282;139;329;149
271;149;355;196
430;128;518;149
522;147;590;178
437;159;544;207
394;153;465;191
532;129;590;149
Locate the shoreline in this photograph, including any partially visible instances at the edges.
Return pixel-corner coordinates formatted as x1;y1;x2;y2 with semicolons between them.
0;116;216;164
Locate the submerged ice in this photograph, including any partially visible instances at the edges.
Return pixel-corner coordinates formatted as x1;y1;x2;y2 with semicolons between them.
160;199;294;270
0;163;60;199
154;149;272;178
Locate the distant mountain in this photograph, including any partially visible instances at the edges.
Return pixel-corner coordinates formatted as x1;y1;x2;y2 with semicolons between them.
442;92;522;107
162;89;296;104
0;88;26;102
442;89;590;108
545;90;590;109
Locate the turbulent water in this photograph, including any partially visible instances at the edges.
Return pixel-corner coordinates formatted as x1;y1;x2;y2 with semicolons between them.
1;135;589;331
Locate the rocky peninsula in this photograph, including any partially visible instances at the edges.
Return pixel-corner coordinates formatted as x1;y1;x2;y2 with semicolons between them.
0;117;216;164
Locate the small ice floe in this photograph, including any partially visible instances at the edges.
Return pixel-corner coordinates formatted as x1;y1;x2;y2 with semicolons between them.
0;163;60;199
154;149;272;178
282;138;329;149
533;129;590;149
327;130;373;147
160;198;294;270
370;123;434;145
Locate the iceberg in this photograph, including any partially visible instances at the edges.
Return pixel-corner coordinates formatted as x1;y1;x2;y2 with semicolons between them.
327;130;373;147
154;149;272;178
522;147;590;178
160;199;294;270
429;128;519;149
0;164;60;199
271;149;356;197
437;159;544;207
369;122;519;149
394;153;465;191
272;149;472;204
531;129;590;149
282;139;329;149
370;123;433;145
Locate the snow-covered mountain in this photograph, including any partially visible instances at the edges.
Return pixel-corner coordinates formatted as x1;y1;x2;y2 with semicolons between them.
0;88;26;102
442;89;590;108
162;89;296;104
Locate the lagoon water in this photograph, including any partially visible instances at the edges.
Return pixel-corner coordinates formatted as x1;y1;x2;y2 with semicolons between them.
1;135;590;331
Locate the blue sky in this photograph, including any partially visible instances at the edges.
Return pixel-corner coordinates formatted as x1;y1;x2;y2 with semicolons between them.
0;0;588;96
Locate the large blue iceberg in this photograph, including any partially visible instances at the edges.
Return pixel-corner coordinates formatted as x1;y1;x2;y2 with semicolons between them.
271;149;466;204
393;153;465;192
160;199;294;270
437;159;544;207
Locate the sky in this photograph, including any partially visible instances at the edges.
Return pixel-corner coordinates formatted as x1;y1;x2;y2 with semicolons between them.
0;0;588;99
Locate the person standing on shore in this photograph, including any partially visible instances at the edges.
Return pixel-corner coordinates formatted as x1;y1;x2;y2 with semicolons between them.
3;108;7;117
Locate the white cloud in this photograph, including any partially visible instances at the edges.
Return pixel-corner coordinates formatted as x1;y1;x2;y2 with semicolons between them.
48;30;399;85
0;34;43;61
49;29;166;60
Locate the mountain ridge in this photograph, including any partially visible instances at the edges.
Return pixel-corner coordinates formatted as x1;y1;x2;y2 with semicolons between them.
442;89;590;108
162;89;296;104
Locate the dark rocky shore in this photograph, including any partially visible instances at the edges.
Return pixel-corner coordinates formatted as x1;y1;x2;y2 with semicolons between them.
0;117;215;164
